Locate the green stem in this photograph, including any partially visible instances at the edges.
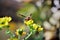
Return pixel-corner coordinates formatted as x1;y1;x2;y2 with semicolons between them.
18;35;20;40
10;33;15;38
6;29;15;38
25;32;32;40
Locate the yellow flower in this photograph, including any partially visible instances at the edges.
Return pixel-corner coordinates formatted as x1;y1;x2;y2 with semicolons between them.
22;32;26;36
24;19;33;25
15;29;23;35
15;30;19;35
0;17;12;22
3;17;12;22
15;28;26;36
0;22;8;28
0;17;12;28
37;27;43;32
8;38;18;40
0;18;4;23
33;24;38;30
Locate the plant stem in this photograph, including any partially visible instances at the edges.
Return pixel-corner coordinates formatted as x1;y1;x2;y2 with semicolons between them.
18;35;20;40
25;32;32;40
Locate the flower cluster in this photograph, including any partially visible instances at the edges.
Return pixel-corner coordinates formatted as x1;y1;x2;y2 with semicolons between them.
24;19;33;25
0;17;12;29
33;24;43;32
23;17;43;40
24;17;43;32
15;28;26;36
15;27;27;40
